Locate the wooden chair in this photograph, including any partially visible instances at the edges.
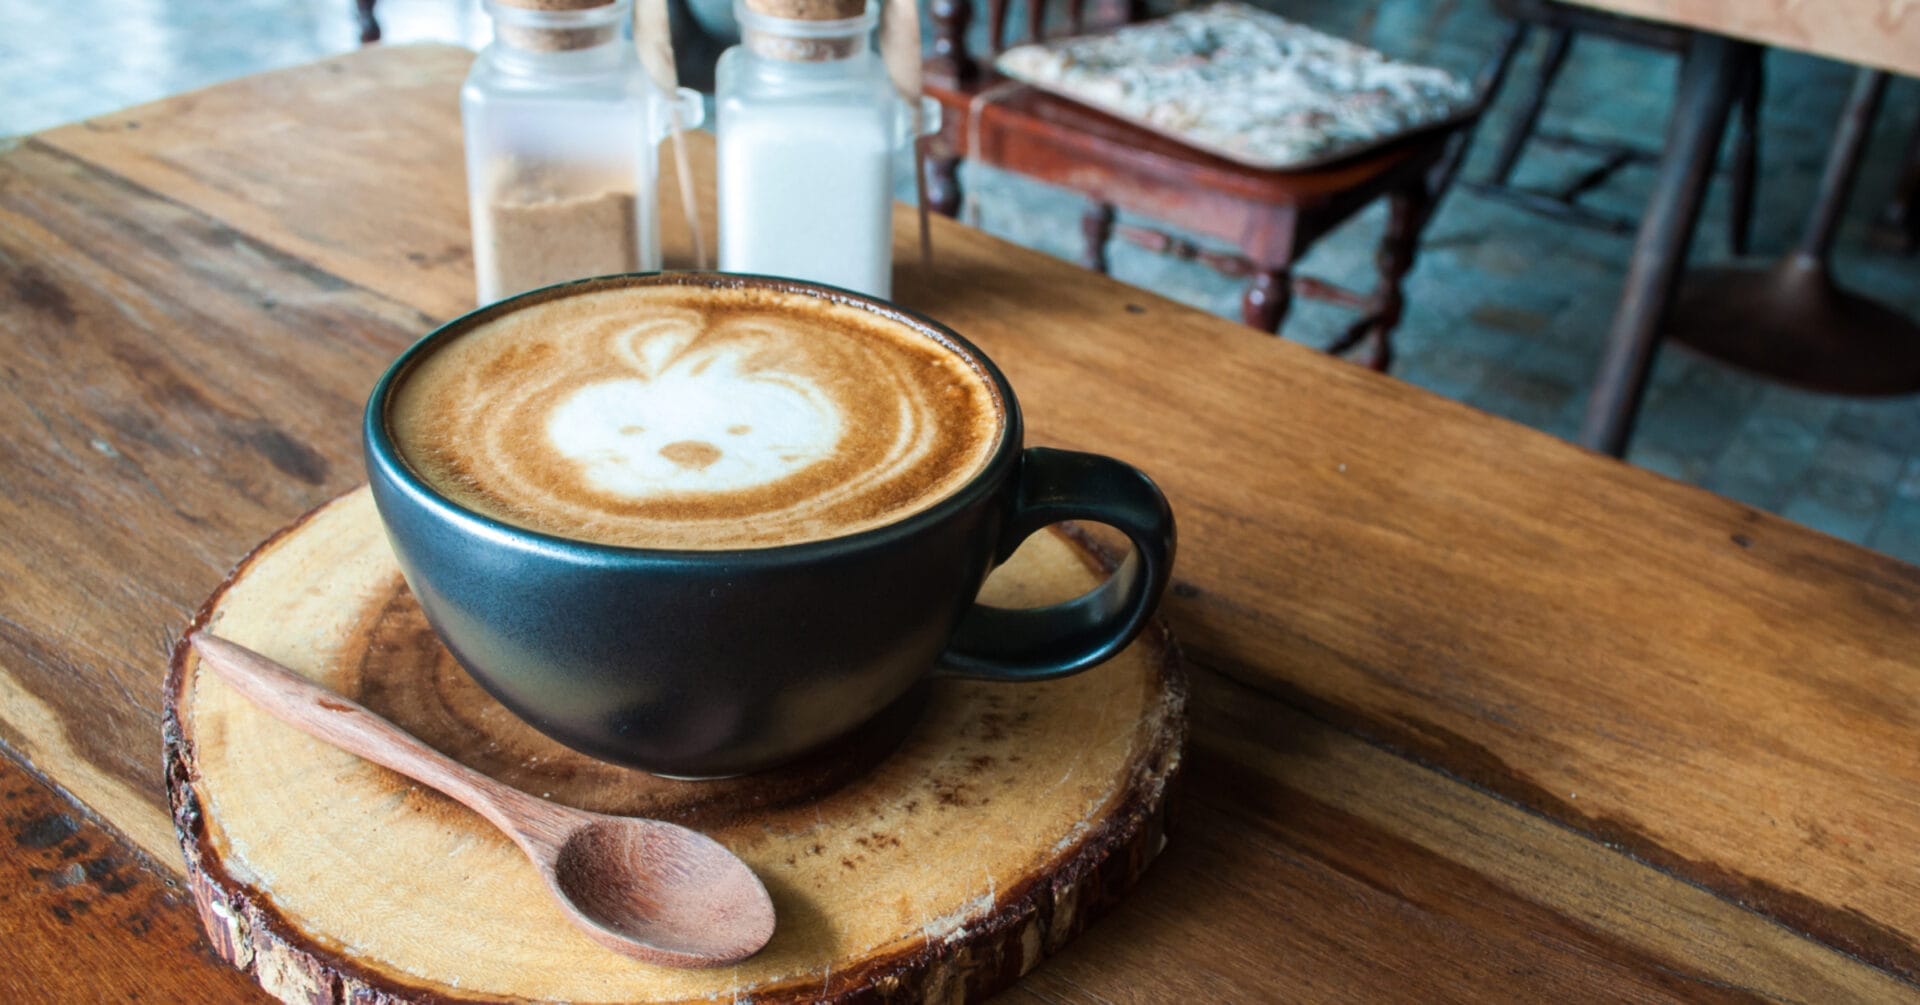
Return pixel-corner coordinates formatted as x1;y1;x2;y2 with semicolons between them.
921;0;1522;370
1463;0;1763;253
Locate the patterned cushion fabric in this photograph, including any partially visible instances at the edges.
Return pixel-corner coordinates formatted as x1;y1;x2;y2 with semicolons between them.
993;3;1475;170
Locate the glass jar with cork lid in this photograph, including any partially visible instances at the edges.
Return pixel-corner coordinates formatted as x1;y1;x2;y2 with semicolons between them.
715;0;932;299
462;0;703;304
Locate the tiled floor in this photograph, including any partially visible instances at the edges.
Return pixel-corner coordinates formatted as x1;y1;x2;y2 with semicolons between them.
7;0;1920;561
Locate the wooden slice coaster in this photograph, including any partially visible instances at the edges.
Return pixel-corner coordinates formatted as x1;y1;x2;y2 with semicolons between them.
164;487;1186;1004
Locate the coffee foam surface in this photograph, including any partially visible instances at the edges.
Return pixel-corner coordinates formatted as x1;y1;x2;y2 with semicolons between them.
388;284;1003;550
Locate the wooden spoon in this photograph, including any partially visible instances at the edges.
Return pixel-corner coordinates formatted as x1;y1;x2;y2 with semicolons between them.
188;633;776;969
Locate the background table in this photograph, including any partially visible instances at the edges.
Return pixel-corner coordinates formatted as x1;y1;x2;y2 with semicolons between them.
4;45;1920;1001
1560;0;1920;453
1566;0;1920;78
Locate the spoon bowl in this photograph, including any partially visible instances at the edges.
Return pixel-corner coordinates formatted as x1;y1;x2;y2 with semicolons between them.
189;633;775;968
549;816;777;966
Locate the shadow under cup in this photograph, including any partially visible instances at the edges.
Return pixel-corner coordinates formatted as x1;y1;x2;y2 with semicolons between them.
364;272;1175;778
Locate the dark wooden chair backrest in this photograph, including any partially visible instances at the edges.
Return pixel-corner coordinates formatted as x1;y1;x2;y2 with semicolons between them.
928;0;1145;83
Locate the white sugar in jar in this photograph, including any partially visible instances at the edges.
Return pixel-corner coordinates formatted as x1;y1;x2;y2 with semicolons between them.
715;0;907;299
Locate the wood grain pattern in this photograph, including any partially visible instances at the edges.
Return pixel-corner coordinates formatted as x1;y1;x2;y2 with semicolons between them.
3;44;1920;998
187;633;778;970
1563;0;1920;78
168;493;1182;1002
166;503;1912;1001
1013;666;1920;1003
0;135;432;862
0;752;264;1002
37;46;479;323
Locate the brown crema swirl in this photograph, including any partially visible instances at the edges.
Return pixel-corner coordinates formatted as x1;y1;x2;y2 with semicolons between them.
387;284;1004;550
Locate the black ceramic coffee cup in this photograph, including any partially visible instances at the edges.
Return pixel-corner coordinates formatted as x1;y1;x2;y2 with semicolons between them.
364;273;1174;777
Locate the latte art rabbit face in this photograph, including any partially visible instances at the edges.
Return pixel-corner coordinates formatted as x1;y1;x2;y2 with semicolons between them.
548;319;844;498
388;283;1002;550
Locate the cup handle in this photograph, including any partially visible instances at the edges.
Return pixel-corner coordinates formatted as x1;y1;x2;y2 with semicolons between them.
938;447;1176;681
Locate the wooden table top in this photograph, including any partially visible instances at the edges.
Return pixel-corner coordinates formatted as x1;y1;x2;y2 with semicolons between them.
1564;0;1920;77
5;44;1920;1002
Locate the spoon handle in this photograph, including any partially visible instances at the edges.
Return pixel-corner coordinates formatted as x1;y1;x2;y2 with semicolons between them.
189;633;560;848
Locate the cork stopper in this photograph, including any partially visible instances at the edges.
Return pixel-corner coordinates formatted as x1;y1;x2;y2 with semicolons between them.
743;0;865;19
491;0;615;9
739;0;871;59
488;0;624;51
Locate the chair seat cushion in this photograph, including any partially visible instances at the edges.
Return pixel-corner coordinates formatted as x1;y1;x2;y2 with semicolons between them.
993;3;1475;170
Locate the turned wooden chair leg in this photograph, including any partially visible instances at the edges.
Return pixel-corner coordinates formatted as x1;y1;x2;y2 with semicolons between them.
1727;55;1764;256
1241;268;1294;334
924;152;962;219
1326;182;1432;371
356;0;381;44
1081;203;1116;273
